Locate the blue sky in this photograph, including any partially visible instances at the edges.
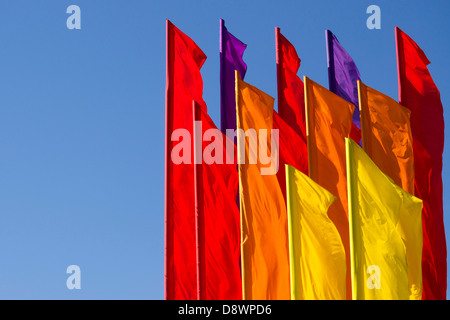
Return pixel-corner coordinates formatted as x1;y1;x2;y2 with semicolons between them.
0;1;448;299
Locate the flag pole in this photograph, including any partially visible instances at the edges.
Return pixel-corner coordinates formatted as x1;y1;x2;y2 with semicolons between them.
275;27;282;116
193;100;205;300
325;30;336;93
345;138;358;300
285;164;296;300
394;26;405;105
235;70;246;300
219;19;226;133
303;76;313;178
357;80;367;150
164;19;173;300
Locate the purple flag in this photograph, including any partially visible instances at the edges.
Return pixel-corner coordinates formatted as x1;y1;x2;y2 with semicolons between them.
326;29;361;132
220;19;247;134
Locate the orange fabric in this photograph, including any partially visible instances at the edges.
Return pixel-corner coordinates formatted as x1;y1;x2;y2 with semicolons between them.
304;77;354;300
359;81;414;194
236;74;290;300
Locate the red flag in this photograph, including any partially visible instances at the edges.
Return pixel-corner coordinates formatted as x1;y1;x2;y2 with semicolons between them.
273;111;308;201
276;28;306;140
193;104;241;300
165;20;207;300
275;28;309;201
396;26;446;300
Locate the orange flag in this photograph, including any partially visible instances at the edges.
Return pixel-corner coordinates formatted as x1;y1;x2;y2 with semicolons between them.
236;71;290;300
358;80;414;194
358;80;420;299
304;76;354;300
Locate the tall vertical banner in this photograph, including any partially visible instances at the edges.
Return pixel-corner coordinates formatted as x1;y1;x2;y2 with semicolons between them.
165;20;207;300
220;19;247;134
396;27;446;300
358;80;414;194
193;103;241;300
325;30;361;143
275;28;309;201
304;76;354;299
358;81;422;299
346;138;423;300
236;71;290;300
285;164;346;300
273;111;309;201
220;19;247;210
276;27;306;139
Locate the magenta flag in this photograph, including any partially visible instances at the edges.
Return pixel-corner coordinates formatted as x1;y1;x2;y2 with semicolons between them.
220;19;247;134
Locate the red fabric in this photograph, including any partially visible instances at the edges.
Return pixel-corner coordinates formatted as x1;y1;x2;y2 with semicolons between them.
275;30;309;202
273;111;308;201
197;107;241;300
276;29;306;140
396;27;446;300
350;123;361;144
165;20;207;300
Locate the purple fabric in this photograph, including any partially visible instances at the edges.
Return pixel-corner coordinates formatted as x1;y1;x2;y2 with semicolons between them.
220;19;247;134
326;30;361;129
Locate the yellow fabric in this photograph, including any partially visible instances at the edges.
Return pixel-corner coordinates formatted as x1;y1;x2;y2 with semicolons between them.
346;138;423;300
285;164;346;300
304;76;354;299
397;189;424;300
236;71;290;300
358;80;414;194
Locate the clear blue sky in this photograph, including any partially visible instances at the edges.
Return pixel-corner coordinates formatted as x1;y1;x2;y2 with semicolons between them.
0;0;448;299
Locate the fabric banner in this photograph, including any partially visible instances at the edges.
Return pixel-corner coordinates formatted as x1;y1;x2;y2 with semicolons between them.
276;28;306;140
304;76;354;299
193;104;241;300
285;164;346;300
236;71;290;300
346;138;423;300
273;110;308;201
325;30;361;143
358;80;414;194
165;20;207;300
220;19;247;135
396;26;446;299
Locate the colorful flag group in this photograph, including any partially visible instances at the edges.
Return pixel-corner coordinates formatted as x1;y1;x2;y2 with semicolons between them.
164;19;446;300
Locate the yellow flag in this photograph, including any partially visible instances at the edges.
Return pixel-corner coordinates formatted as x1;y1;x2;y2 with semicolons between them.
358;80;414;194
304;76;354;299
285;164;346;300
236;71;290;300
346;138;423;300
